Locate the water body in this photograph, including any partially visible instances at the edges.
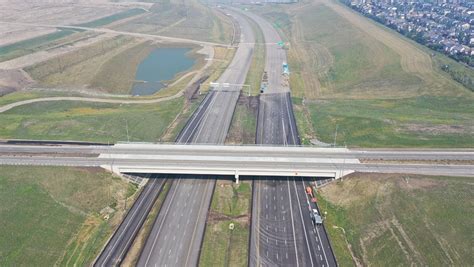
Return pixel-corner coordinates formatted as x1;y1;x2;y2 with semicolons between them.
131;47;195;96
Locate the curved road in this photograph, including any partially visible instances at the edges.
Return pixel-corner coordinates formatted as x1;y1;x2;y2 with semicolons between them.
0;47;214;114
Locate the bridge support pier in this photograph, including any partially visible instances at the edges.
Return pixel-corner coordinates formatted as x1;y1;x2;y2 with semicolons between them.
235;170;239;184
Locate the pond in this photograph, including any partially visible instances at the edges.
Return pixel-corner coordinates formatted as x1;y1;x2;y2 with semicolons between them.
131;47;195;96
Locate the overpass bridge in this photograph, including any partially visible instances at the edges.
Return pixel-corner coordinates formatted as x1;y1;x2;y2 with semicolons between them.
1;143;473;180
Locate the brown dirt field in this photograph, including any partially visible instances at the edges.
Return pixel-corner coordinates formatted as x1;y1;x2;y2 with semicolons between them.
399;123;473;135
0;1;124;25
0;24;56;46
0;69;33;92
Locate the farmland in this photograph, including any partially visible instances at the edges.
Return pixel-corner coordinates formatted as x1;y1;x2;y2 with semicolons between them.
0;166;135;266
316;173;473;266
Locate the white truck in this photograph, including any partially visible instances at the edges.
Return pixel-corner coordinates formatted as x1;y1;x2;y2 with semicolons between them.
311;209;323;225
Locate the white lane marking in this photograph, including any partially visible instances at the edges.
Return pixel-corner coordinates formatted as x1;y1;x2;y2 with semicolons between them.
292;179;315;266
286;179;300;267
101;179;159;265
301;177;330;267
144;179;183;266
315;223;330;267
284;93;297;144
177;91;214;143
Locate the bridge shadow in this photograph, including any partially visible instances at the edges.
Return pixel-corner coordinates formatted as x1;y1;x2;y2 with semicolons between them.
125;173;334;183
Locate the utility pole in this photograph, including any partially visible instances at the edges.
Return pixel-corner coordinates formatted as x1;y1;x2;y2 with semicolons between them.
333;124;338;147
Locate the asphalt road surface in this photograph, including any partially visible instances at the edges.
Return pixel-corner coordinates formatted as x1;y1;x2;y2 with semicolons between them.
94;177;165;267
137;8;255;267
2;143;473;161
1;155;472;177
240;8;338;267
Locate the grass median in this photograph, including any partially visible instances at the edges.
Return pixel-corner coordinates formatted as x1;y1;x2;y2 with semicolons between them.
199;180;252;267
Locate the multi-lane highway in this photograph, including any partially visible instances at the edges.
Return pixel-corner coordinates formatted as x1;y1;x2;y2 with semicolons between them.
136;8;256;267
240;8;338;266
1;4;473;267
94;177;165;266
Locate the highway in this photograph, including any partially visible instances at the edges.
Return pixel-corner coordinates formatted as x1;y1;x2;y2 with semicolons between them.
94;177;165;266
240;8;338;266
136;8;255;267
1;5;473;267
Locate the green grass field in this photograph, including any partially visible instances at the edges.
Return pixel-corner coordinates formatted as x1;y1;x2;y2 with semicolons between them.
199;181;251;267
252;1;473;147
25;35;138;93
0;166;133;266
298;96;474;147
295;4;425;98
226;98;257;145
89;41;157;94
317;173;473;266
244;14;266;96
0;98;184;142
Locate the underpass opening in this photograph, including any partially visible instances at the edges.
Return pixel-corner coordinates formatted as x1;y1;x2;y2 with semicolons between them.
125;173;336;184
